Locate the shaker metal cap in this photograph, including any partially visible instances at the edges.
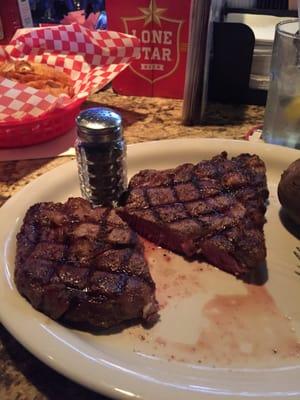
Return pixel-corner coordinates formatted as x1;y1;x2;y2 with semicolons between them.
76;107;122;143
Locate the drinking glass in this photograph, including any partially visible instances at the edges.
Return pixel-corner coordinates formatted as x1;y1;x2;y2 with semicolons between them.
262;20;300;149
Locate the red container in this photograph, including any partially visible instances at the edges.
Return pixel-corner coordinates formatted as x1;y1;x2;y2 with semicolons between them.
107;0;192;99
0;100;84;148
0;1;23;44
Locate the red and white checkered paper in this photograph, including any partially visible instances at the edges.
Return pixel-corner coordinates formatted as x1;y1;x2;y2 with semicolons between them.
0;23;140;122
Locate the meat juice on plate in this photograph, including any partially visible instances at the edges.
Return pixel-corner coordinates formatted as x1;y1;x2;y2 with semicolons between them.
129;241;300;367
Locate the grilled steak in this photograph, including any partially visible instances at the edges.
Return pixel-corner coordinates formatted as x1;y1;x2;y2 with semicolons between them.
118;152;269;276
15;197;158;329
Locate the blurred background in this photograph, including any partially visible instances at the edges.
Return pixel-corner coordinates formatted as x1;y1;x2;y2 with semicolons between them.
29;0;105;24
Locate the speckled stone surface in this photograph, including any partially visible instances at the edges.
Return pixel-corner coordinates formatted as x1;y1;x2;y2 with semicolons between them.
0;90;265;400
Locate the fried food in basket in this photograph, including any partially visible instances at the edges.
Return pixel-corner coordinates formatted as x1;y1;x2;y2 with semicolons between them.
0;60;74;97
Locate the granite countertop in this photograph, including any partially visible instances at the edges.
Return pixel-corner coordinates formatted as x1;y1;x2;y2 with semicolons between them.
0;90;264;400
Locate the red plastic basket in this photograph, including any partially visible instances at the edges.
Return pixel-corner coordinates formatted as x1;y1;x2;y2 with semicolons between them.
0;99;84;148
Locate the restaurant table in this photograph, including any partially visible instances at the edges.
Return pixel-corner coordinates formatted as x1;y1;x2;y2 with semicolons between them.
0;90;264;400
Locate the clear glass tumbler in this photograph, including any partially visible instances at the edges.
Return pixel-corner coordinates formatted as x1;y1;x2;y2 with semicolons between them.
262;20;300;149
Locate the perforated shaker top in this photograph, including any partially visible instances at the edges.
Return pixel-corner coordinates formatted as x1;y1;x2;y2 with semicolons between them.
76;107;122;143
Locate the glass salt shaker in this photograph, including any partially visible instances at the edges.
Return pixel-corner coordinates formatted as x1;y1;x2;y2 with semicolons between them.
75;107;127;207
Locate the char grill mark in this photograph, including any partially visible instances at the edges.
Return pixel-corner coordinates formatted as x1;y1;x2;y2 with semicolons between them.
15;197;158;328
119;152;268;275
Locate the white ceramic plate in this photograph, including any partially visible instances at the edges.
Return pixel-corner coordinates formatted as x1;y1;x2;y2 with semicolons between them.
0;139;300;400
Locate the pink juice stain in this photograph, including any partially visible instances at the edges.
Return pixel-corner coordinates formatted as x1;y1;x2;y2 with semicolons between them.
126;239;300;367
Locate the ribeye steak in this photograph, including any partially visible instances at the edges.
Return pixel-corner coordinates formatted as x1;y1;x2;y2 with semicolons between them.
15;197;158;328
118;152;269;276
